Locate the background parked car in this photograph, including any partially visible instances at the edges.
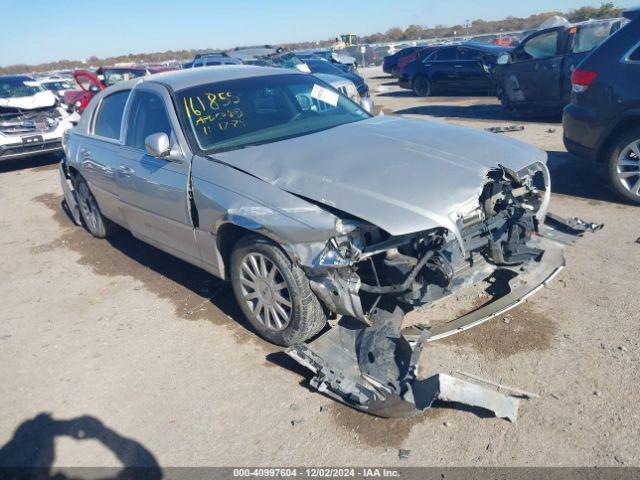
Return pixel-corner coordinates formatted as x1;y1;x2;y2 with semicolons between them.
303;56;370;99
495;18;626;115
64;66;159;114
37;77;75;103
190;52;243;68
563;7;640;205
382;47;422;75
398;44;508;96
395;46;440;78
0;75;72;162
296;50;356;73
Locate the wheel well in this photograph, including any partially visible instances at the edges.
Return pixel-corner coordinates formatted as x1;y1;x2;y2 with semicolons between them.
216;223;295;279
597;115;640;162
217;224;251;278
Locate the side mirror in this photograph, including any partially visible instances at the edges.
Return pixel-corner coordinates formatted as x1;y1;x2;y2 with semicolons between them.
497;54;511;65
145;132;171;158
89;85;101;93
359;96;373;113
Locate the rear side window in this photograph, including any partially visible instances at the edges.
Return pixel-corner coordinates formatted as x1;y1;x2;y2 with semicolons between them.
126;91;173;150
93;90;130;139
521;31;559;60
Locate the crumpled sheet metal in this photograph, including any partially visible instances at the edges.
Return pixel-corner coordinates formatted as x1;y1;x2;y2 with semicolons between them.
286;322;520;421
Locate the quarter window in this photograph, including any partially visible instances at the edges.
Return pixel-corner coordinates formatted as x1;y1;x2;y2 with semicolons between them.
521;31;559;60
126;91;173;151
93;90;130;140
629;46;640;62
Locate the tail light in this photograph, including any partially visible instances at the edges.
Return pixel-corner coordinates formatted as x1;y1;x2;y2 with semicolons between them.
571;69;597;93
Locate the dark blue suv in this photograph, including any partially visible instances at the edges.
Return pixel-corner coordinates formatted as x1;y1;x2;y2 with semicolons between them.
563;7;640;204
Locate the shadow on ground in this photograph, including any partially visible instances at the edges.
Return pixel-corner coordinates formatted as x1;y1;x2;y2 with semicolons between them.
394;104;561;123
0;413;162;479
546;150;620;204
0;153;62;174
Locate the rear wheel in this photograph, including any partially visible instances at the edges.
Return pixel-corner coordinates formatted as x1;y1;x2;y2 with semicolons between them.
75;176;120;238
230;235;327;346
607;127;640;205
412;77;431;97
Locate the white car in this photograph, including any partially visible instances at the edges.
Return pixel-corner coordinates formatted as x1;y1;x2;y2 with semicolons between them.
37;77;76;103
0;75;73;162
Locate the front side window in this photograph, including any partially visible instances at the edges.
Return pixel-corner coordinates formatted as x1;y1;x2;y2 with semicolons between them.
177;74;370;153
521;31;559;60
435;47;456;61
93;90;130;139
126;91;172;150
572;22;616;54
457;48;482;61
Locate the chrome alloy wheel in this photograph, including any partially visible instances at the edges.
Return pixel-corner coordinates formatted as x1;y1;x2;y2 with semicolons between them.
77;181;100;233
239;253;292;331
616;139;640;198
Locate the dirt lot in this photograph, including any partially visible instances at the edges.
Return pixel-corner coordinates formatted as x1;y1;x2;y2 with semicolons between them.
1;66;639;469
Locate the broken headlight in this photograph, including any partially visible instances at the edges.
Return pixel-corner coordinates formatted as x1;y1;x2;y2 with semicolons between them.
314;221;366;268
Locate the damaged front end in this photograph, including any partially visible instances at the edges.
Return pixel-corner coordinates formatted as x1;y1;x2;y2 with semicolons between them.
288;163;601;419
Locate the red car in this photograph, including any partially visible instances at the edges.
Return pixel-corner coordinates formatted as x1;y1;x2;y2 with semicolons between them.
63;66;175;113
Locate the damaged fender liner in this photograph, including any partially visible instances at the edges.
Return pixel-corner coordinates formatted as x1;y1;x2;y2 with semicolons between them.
287;218;600;419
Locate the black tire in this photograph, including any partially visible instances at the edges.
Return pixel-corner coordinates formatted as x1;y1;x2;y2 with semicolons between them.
606;127;640;205
230;235;327;346
412;76;431;97
74;175;120;238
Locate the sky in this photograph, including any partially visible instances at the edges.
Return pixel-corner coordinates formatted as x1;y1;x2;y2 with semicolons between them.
0;0;637;66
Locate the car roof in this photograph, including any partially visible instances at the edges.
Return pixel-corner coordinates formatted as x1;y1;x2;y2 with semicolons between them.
144;65;302;91
456;43;511;52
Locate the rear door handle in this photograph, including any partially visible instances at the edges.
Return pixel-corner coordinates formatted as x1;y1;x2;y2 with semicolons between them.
118;165;134;177
454;65;464;68
79;148;91;157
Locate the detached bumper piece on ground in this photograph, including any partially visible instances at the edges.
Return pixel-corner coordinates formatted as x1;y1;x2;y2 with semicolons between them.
287;214;602;420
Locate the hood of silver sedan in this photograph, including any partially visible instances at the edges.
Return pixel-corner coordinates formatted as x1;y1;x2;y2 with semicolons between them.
212;116;547;237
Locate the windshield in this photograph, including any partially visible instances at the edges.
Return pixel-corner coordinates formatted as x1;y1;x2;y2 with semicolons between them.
42;81;72;90
306;60;344;75
0;78;43;98
101;69;146;86
177;74;370;153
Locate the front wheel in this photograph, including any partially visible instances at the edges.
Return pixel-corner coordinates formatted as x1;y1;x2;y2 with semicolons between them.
230;235;327;346
412;77;431;97
607;127;640;205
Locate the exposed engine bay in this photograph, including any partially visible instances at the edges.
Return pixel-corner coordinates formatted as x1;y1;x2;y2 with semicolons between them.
0;105;65;136
289;165;602;419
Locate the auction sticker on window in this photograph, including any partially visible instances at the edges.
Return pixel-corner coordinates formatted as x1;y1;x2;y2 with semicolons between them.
311;84;339;107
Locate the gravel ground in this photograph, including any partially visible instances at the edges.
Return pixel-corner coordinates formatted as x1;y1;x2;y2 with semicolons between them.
1;66;639;469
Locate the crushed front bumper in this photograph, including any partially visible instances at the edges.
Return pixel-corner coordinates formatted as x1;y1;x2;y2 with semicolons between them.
287;216;601;419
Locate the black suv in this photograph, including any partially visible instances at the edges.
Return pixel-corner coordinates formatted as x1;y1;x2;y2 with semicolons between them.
563;7;640;204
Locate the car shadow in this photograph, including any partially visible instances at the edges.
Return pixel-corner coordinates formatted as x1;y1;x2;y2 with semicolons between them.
0;153;63;173
0;413;162;479
99;228;253;332
546;150;619;203
394;104;562;123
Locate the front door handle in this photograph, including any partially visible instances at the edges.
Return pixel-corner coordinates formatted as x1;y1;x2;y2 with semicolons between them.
454;64;464;68
118;165;134;177
79;148;91;157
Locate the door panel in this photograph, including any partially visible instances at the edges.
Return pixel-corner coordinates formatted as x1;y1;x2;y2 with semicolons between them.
77;137;123;224
116;148;200;263
504;28;563;107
